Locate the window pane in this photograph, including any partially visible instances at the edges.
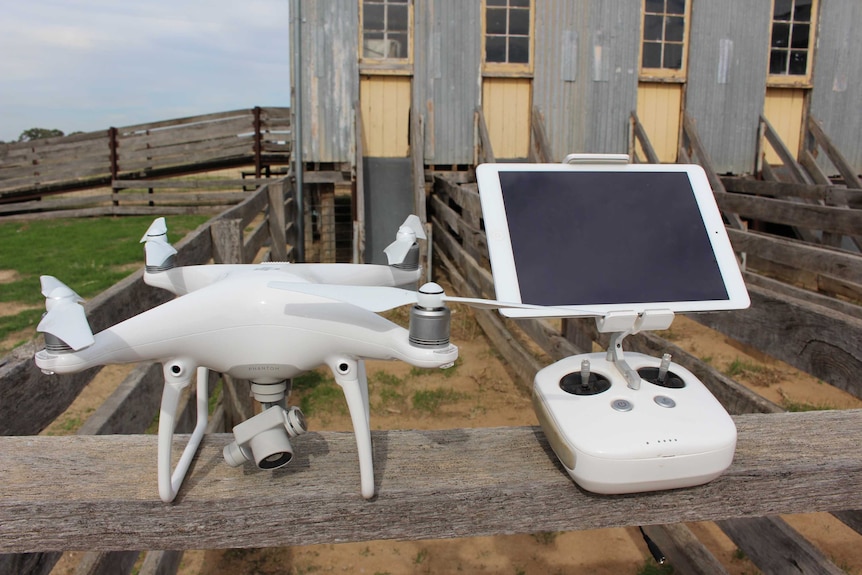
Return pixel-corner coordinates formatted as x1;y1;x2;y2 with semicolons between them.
388;4;408;32
487;8;507;34
511;0;530;7
794;0;812;22
663;43;683;69
509;36;530;63
486;36;507;62
645;0;665;14
389;0;408;3
364;3;384;31
666;0;685;15
390;33;408;57
791;23;809;48
642;42;662;68
789;50;808;74
644;14;663;41
509;8;530;35
769;49;788;74
665;16;684;42
773;0;792;20
487;0;506;5
363;32;385;58
771;22;790;47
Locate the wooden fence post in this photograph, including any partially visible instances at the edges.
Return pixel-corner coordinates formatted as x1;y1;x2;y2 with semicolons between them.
210;219;255;429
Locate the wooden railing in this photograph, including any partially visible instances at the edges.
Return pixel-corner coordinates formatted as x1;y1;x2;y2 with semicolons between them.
0;107;291;200
2;167;862;573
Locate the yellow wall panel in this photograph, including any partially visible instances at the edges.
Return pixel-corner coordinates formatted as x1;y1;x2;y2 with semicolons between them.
636;82;683;163
763;87;805;165
482;78;532;159
360;75;411;157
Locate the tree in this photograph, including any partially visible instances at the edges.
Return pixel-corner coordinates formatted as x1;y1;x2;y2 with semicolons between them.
18;128;64;142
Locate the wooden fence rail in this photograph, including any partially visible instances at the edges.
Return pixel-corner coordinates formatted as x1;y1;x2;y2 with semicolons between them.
2;166;861;573
1;410;861;553
0;107;291;200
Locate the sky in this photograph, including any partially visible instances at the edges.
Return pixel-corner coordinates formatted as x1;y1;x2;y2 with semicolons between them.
0;0;291;143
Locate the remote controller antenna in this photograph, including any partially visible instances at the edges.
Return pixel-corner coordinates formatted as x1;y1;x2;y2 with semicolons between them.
658;353;672;384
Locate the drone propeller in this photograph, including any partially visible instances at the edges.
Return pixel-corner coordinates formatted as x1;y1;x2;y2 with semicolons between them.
141;217;178;270
383;215;427;266
37;276;95;351
267;280;603;317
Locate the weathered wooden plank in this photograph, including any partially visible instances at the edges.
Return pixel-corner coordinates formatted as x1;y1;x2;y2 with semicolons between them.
720;176;862;205
744;271;862;319
808;116;862;191
1;411;861;552
641;524;728;575
630;112;661;165
714;190;862;237
727;227;862;285
693;283;862;400
476;107;495;164
119;109;253;134
112;179;269;190
111;191;247;206
717;516;845;575
76;363;162;436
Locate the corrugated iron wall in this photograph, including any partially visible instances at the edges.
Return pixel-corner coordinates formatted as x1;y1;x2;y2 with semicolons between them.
533;0;639;161
686;0;770;175
810;0;862;174
414;0;481;165
293;0;862;175
299;0;359;163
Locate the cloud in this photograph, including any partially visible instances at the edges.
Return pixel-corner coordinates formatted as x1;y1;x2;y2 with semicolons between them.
0;0;291;142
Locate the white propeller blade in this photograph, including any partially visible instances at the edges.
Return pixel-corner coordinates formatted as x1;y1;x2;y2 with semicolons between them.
384;215;427;265
37;276;95;351
267;281;603;317
140;217;177;268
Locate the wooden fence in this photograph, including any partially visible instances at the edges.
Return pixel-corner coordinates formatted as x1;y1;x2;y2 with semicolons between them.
1;170;860;574
0;107;291;201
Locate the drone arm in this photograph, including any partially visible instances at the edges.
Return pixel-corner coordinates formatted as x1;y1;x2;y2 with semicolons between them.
327;356;374;499
157;363;209;503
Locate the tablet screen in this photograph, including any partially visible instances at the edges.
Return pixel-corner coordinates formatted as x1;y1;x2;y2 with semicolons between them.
477;163;749;317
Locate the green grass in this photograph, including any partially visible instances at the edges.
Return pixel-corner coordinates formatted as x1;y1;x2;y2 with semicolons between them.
724;357;766;379
0;215;208;347
781;398;835;412
293;370;346;417
636;558;674;575
412;387;465;414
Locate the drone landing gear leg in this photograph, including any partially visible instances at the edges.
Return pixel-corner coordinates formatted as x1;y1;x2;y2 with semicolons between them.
328;356;375;499
157;362;209;503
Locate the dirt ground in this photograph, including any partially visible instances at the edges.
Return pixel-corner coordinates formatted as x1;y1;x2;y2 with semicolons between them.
4;267;861;574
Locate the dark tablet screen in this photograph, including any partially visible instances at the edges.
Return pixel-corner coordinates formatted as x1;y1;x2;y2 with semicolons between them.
499;171;729;306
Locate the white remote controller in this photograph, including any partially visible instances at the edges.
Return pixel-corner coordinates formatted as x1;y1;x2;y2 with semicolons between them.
532;352;736;494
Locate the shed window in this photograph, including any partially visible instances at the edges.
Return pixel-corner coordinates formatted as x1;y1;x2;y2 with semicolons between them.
641;0;687;73
483;0;532;67
362;0;410;61
769;0;815;78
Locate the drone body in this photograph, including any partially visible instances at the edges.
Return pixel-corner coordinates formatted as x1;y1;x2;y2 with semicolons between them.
35;216;458;502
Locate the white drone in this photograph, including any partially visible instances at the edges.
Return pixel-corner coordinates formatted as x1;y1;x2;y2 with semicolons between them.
35;215;578;502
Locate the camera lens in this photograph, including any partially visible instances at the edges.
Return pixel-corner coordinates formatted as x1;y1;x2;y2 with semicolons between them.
259;451;292;469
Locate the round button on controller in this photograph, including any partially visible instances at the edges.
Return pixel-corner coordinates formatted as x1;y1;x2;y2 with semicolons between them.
611;399;633;412
654;395;676;408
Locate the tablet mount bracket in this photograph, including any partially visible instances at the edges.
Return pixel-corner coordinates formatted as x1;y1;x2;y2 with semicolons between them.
597;310;675;390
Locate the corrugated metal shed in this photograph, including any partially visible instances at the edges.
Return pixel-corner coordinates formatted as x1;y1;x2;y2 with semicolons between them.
533;0;639;161
299;0;359;163
810;0;862;174
414;0;481;165
686;0;770;175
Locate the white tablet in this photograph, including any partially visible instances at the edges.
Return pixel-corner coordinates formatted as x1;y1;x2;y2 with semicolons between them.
476;162;750;318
